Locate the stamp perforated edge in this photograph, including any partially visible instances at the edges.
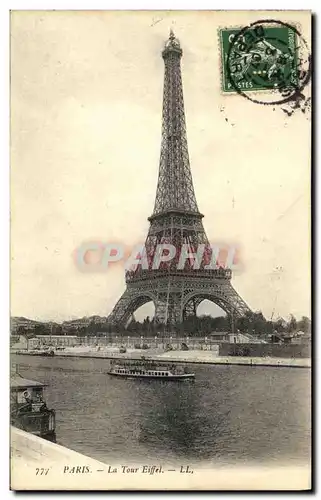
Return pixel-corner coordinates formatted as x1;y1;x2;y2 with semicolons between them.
217;21;304;98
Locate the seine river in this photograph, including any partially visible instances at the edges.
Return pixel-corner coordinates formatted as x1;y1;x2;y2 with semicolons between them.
12;354;311;467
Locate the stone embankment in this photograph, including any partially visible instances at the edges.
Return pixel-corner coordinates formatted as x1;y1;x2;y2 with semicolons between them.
13;346;310;368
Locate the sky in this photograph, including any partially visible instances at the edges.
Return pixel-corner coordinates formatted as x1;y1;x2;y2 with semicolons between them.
10;10;311;322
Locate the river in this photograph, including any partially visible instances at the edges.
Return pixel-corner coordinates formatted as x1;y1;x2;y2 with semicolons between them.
12;354;311;468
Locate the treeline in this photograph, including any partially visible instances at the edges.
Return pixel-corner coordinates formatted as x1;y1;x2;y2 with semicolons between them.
120;312;311;337
14;312;311;338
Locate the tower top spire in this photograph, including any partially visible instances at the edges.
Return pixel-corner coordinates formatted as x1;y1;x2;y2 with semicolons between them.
162;29;182;57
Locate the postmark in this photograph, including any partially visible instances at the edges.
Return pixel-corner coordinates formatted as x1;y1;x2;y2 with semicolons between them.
219;19;311;106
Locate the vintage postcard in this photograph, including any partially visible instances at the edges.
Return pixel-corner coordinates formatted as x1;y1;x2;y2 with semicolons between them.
10;10;311;491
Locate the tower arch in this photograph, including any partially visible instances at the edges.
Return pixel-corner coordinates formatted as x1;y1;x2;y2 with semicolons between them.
183;291;241;318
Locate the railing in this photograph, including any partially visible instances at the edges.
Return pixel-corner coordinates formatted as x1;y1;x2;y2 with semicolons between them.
125;267;232;282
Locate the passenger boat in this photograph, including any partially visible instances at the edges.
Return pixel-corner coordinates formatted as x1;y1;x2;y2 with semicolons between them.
13;348;55;357
107;359;195;380
28;349;55;357
10;372;56;442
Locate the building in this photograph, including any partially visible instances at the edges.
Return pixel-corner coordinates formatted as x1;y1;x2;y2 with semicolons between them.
209;332;228;342
209;332;266;344
31;335;79;348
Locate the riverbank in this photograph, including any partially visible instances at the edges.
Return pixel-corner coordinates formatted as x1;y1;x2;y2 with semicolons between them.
11;427;310;491
11;426;108;490
12;347;311;368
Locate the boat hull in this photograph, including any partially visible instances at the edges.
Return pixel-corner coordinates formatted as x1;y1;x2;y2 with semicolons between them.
107;371;194;380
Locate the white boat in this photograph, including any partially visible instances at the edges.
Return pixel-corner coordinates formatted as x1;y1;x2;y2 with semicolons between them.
107;359;195;380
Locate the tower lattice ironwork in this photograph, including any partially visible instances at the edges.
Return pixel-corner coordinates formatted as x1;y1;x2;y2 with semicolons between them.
107;30;251;328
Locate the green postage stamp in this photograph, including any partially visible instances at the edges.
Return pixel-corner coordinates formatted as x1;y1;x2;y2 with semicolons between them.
219;22;299;94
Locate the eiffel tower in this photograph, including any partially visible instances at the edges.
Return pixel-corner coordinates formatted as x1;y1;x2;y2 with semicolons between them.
107;30;251;328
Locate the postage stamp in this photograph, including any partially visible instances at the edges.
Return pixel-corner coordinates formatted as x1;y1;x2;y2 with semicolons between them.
219;20;311;105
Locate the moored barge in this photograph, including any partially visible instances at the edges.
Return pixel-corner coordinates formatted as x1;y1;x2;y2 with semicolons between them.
10;373;56;442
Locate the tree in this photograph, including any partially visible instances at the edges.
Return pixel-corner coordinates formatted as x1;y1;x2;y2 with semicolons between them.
51;324;63;335
34;324;50;336
273;317;287;333
297;316;311;334
287;314;297;333
235;311;268;336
